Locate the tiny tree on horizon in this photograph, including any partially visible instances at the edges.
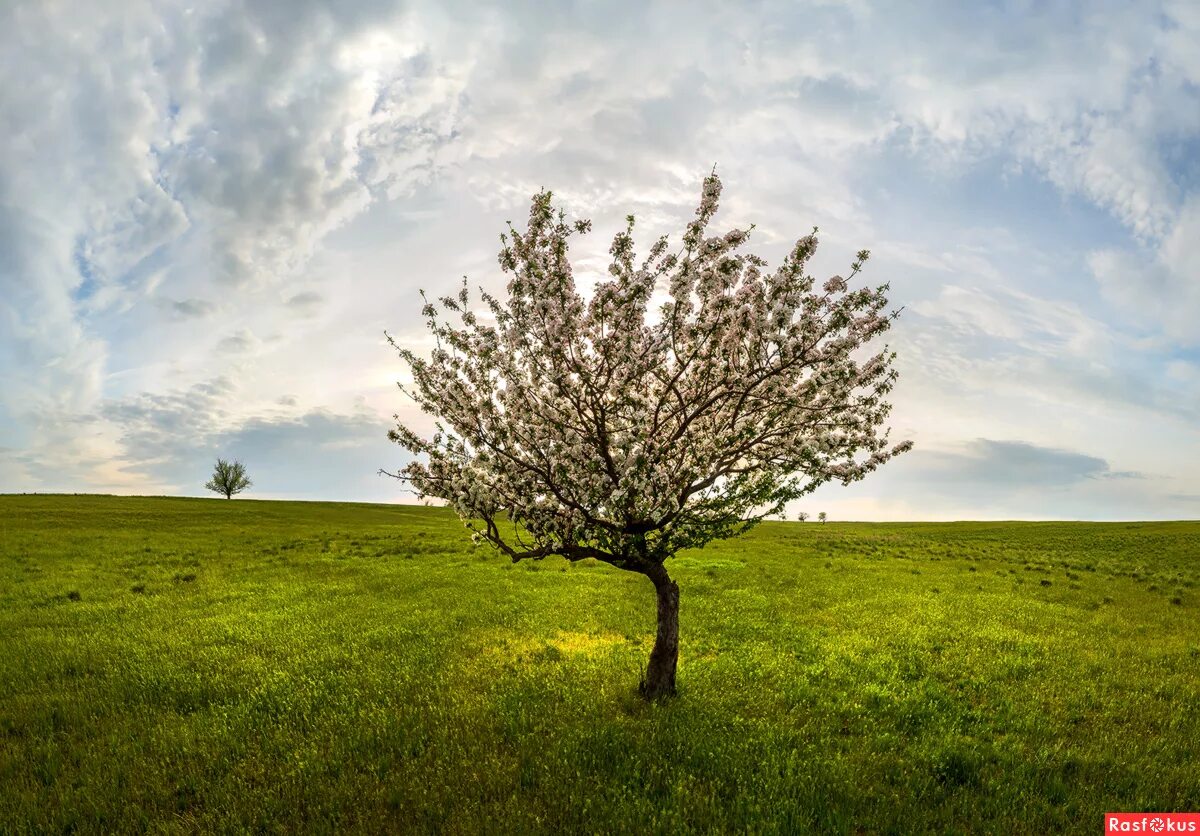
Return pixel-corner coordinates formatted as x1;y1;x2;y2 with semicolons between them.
386;170;911;699
797;512;810;522
205;458;252;499
818;511;827;523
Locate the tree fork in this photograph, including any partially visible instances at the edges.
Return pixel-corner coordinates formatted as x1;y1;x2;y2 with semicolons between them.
640;563;680;700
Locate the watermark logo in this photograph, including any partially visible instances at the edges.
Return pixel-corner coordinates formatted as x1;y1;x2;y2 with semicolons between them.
1106;814;1200;833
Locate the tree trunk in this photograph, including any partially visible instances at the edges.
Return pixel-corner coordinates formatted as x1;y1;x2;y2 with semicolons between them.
640;564;679;700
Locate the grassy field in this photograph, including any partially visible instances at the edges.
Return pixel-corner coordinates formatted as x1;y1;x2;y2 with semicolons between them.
1;494;1197;834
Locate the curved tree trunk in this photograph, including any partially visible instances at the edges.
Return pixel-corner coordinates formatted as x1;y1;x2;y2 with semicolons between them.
640;564;679;700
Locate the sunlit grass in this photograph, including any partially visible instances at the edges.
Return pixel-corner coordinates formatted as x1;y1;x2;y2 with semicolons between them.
1;495;1197;833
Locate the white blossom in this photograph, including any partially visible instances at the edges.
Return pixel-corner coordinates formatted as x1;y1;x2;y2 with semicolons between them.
386;173;912;571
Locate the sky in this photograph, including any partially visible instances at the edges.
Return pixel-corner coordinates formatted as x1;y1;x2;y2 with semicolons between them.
1;0;1198;521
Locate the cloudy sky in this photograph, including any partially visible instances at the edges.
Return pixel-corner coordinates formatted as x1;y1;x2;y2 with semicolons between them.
2;0;1198;520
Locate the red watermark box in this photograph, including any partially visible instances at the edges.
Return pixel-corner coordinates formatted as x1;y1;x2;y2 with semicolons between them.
1106;813;1200;833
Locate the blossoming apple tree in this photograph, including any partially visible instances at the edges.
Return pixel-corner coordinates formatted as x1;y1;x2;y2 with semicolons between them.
386;171;911;699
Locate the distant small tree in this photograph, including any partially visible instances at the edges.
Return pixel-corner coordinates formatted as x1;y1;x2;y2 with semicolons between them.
797;512;810;522
387;170;911;699
818;512;827;523
205;458;252;499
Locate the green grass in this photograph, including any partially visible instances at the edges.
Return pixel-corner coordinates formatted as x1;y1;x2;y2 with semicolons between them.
1;495;1198;834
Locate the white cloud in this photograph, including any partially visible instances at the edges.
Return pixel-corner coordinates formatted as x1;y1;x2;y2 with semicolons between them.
0;0;467;490
1088;195;1200;345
